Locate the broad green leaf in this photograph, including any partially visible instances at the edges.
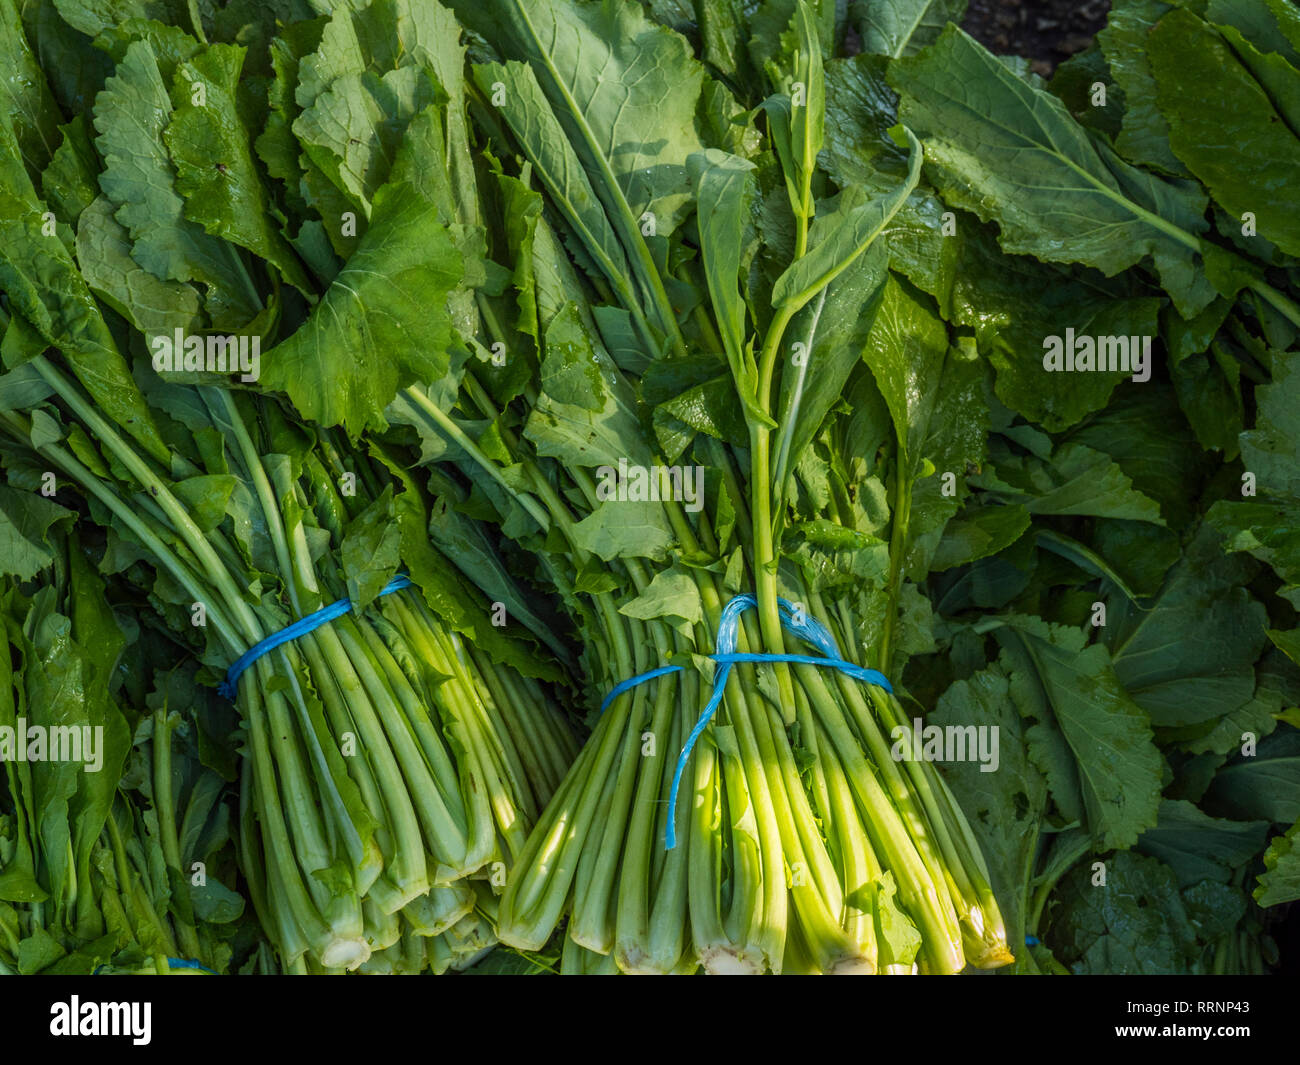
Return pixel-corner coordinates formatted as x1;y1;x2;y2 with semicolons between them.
1136;799;1269;887
93;38;261;329
1170;337;1246;457
821;52;908;194
772;244;889;497
861;274;949;473
930;503;1030;572
0;0;62;177
339;486;402;611
1001;619;1163;849
1181;686;1283;758
695;0;757;95
771;128;921;311
1065;383;1208;528
861;278;986;578
1035;528;1155;603
1047;851;1198;973
852;0;967;58
296;0;461;110
746;0;835;71
459;0;704;234
0;118;169;462
1216;22;1300;140
21;1;114;120
1149;9;1300;259
618;566;703;626
1256;818;1300;906
0;484;74;580
1207;500;1300;588
974;441;1165;524
1206;0;1300;69
49;0;169;38
256;15;326;220
1240;355;1300;499
75;195;203;346
42;117;101;231
294;66;439;219
261;110;461;436
570;499;674;563
474;61;637;324
882;210;1165;432
459;0;704;345
653;372;749;461
165;43;315;295
1097;0;1187;175
1106;526;1266;728
0;363;53;412
172;474;239;534
524;302;652;470
16;926;66;974
783;519;890;591
889;25;1216;318
688;150;756;387
1207;728;1300;825
190;874;245;924
1268;627;1300;669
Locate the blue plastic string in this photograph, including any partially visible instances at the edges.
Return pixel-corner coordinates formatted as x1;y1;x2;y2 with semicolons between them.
599;593;892;850
92;957;218;975
217;575;413;699
163;957;218;974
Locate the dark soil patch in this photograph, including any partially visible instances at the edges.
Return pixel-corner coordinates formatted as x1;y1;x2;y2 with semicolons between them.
962;0;1111;75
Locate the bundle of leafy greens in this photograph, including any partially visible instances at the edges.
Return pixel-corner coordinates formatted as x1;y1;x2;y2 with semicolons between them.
0;0;588;972
409;0;1298;973
0;367;577;971
240;0;1013;974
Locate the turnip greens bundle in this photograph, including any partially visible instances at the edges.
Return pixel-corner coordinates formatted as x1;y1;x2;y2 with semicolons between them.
329;0;1012;973
0;364;576;971
0;23;577;965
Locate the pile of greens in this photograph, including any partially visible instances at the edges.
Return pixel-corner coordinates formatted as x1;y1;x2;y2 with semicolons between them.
0;0;1297;975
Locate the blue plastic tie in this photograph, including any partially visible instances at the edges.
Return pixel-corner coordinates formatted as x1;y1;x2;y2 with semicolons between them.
599;593;892;850
218;575;413;699
1025;935;1040;947
164;957;218;974
92;957;218;975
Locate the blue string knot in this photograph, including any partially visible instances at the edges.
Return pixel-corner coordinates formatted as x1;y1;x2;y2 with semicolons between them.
599;594;892;850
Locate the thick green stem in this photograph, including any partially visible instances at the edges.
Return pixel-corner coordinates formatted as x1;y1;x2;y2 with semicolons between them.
877;454;913;673
151;709;204;963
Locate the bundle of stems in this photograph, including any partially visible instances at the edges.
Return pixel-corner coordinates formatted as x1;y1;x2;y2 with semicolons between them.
0;362;576;970
388;0;1013;973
